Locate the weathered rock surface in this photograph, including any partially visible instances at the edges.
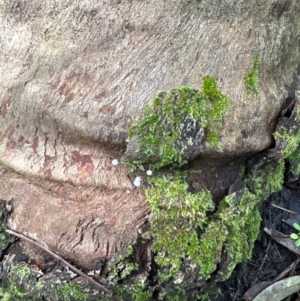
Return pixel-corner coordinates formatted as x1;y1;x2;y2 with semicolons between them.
0;0;300;269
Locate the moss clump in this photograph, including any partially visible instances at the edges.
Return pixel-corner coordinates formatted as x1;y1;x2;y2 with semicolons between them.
107;245;139;283
144;175;262;282
288;147;300;175
112;280;152;301
196;220;227;278
195;187;261;280
0;263;43;301
243;54;259;97
120;75;300;297
125;76;229;171
215;189;261;279
146;174;214;280
54;282;88;301
246;159;285;201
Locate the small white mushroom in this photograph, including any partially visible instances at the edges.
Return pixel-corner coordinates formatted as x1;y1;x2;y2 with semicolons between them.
111;159;119;166
133;176;141;187
146;170;152;176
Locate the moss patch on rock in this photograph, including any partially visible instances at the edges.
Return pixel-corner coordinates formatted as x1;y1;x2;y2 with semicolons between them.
146;174;214;280
123;76;230;172
243;54;259;97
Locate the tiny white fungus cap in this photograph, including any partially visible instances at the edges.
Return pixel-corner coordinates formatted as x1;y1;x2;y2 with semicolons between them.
134;180;141;187
112;159;119;166
133;176;141;187
146;170;152;176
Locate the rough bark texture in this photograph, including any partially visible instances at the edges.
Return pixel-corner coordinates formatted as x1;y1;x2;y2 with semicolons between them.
0;0;300;270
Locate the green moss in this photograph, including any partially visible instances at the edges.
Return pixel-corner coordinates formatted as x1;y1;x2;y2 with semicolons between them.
243;54;259;97
0;204;10;253
111;279;152;301
0;263;43;301
195;188;261;280
196;220;227;278
196;285;222;301
275;111;300;177
120;75;300;297
54;282;88;301
246;159;285;200
215;189;261;279
125;76;229;171
245;123;300;199
275;127;300;159
146;174;214;279
288;147;300;175
129;280;152;301
107;245;139;283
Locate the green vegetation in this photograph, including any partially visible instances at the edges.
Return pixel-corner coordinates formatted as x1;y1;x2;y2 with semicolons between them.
146;174;214;280
111;279;152;301
10;264;31;283
196;285;223;301
54;282;88;301
107;245;139;283
288;147;300;175
0;204;10;254
124;76;229;172
129;280;152;301
243;54;259;97
246;159;285;201
277;109;300;181
0;262;90;301
290;223;300;247
0;263;42;301
214;189;261;279
144;174;262;284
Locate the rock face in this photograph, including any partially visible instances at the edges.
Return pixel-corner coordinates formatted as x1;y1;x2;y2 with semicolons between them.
0;0;300;270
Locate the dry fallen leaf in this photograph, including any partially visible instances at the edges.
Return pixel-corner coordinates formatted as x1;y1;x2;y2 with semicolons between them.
252;276;300;301
242;281;274;300
264;227;300;256
242;256;300;300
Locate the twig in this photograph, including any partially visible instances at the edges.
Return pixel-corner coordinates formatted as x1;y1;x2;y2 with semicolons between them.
6;229;123;301
271;204;298;214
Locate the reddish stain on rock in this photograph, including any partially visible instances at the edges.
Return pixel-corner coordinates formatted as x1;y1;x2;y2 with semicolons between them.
42;94;49;104
32;136;39;154
37;167;53;178
44;155;57;166
59;73;80;103
77;162;95;182
1;96;12;118
51;75;61;90
94;90;107;102
5;140;16;150
71;151;93;166
4;125;15;139
65;92;75;103
43;168;52;178
71;151;95;182
99;104;116;115
38;155;57;178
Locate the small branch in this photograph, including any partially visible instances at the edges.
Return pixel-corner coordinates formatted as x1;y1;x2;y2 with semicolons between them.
271;203;298;214
6;229;123;301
